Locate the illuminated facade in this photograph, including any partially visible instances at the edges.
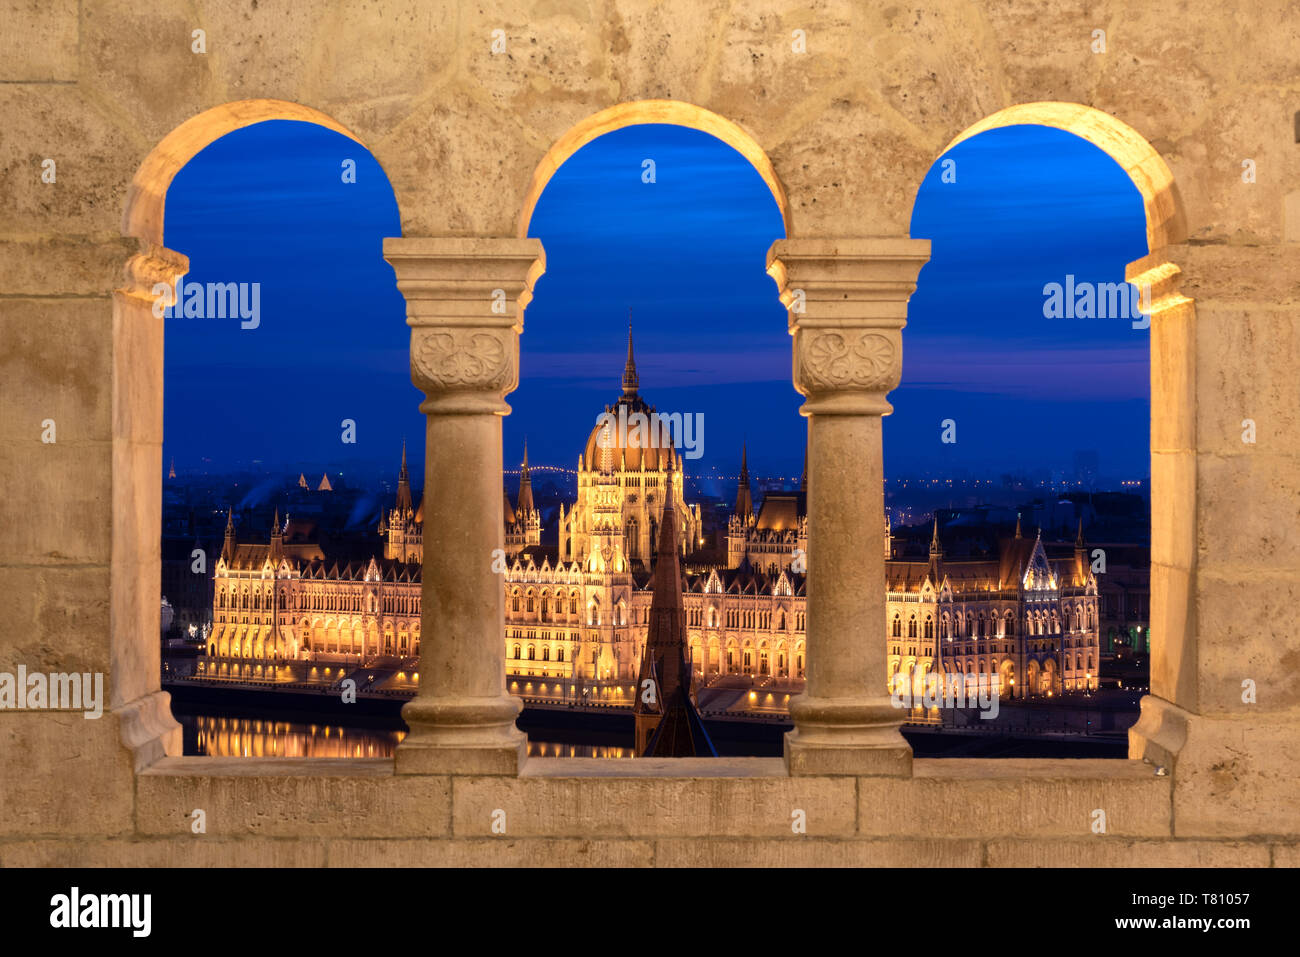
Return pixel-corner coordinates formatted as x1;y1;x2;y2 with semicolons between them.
208;337;1098;699
208;500;423;661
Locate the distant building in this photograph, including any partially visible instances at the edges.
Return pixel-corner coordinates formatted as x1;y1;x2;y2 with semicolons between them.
205;330;1101;698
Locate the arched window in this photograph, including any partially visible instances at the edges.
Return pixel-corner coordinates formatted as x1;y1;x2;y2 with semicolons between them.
511;591;520;612
542;646;550;661
923;617;934;640
908;616;917;639
557;647;565;662
527;645;535;660
892;614;901;638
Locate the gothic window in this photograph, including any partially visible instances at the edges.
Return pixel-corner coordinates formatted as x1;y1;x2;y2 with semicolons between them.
1005;615;1015;637
526;592;535;613
527;645;535;660
908;616;917;639
542;647;550;661
557;647;565;662
924;617;933;640
511;591;521;612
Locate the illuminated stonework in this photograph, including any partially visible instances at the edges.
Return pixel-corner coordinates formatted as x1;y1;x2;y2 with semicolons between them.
207;343;1099;703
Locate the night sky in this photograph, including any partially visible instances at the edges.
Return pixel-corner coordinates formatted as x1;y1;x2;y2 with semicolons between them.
163;119;1148;492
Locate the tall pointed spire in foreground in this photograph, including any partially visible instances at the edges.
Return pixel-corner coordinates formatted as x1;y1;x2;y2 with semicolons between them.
634;457;716;757
621;314;639;399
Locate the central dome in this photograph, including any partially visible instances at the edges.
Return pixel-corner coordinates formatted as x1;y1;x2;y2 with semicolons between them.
581;325;678;474
584;394;677;473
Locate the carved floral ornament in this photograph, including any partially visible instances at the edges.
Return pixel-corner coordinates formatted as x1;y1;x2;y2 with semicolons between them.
412;329;515;393
798;330;899;391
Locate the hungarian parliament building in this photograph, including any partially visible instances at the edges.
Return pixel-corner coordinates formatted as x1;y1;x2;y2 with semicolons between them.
207;338;1100;700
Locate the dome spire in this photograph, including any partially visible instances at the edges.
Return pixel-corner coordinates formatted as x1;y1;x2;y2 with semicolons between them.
621;313;639;398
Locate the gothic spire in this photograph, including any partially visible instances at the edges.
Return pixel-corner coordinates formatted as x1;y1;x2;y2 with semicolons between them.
621;317;639;398
269;507;284;562
395;441;413;515
735;443;754;522
221;508;235;564
517;440;535;516
634;466;715;757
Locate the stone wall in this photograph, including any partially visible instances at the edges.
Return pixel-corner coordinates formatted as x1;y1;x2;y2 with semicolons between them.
2;0;1297;866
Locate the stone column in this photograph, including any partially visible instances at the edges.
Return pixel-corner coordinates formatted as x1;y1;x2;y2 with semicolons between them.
385;237;545;775
113;243;187;769
1127;244;1300;835
767;238;930;776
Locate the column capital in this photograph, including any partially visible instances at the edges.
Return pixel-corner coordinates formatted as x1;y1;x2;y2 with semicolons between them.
767;238;930;416
117;242;189;307
385;237;546;415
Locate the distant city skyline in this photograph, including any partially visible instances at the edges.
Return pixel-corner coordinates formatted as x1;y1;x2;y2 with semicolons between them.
163;120;1149;488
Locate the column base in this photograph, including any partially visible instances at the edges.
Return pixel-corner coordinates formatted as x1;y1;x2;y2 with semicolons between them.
116;689;183;771
783;695;912;776
1127;693;1189;769
395;695;527;775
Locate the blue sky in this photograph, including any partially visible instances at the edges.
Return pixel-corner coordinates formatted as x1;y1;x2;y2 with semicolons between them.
163;118;1149;488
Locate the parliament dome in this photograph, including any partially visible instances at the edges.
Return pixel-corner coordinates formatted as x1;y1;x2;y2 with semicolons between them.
581;327;679;474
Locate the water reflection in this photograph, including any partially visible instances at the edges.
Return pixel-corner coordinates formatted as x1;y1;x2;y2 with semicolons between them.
177;710;635;759
183;712;403;758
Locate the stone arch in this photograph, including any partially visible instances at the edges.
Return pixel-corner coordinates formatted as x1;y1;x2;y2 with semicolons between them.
935;102;1185;252
998;659;1016;698
122;99;370;246
915;107;1197;747
1026;659;1041;698
518;99;790;239
112;99;392;753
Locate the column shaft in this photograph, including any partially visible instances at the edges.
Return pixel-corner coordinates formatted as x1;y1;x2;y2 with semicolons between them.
386;237;545;775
